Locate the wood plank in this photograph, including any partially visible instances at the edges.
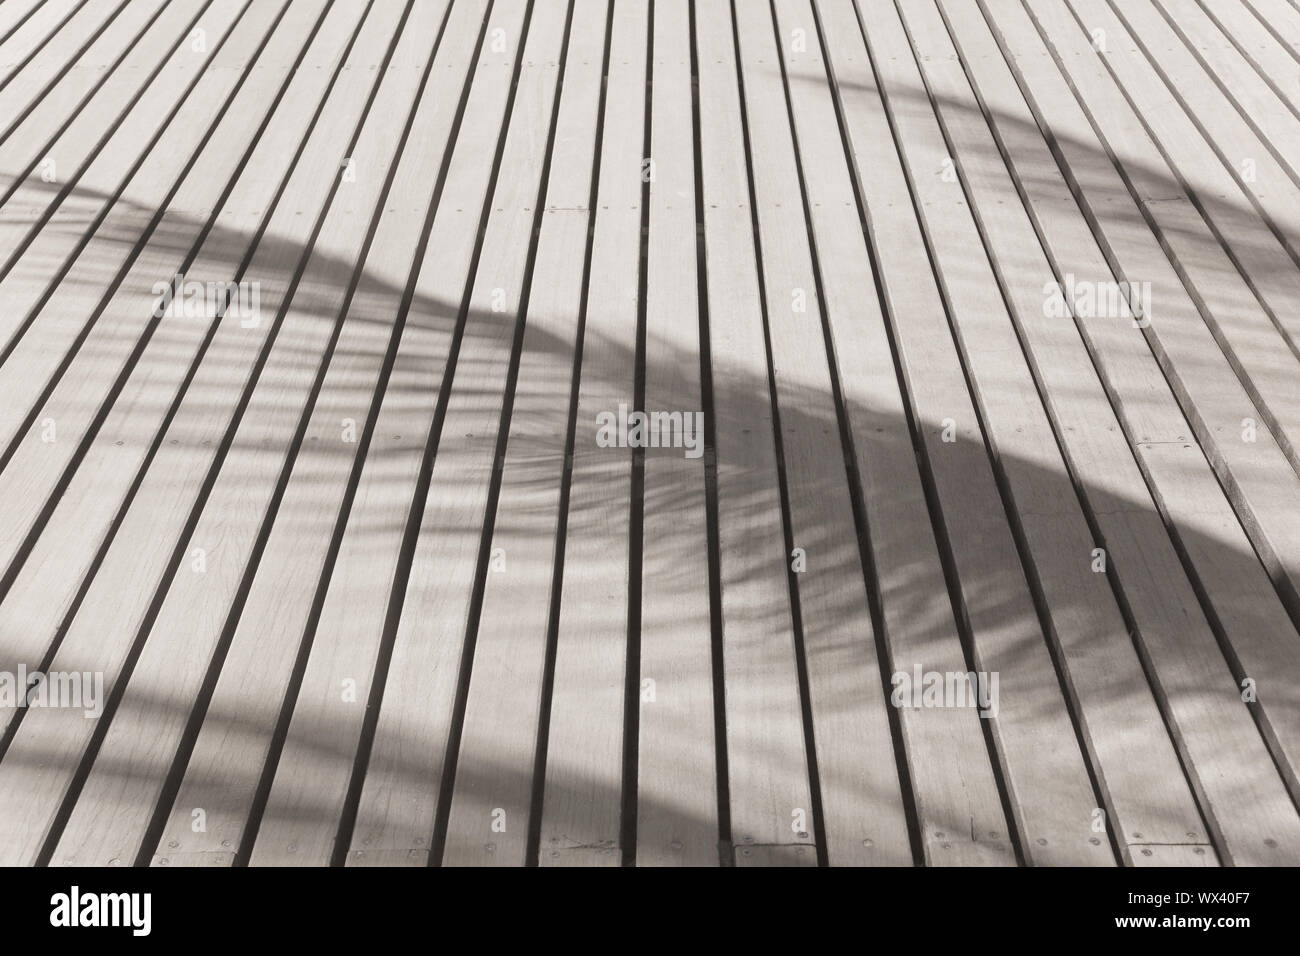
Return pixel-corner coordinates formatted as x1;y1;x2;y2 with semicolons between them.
693;0;815;865
0;0;420;867
0;0;360;868
852;0;1210;865
0;0;48;49
0;0;250;349
1243;0;1300;62
631;0;718;868
0;0;104;90
1201;1;1300;117
45;0;376;866
1062;0;1300;272
1131;843;1217;866
532;0;646;867
1029;0;1300;625
1148;0;1300;185
260;0;566;868
434;0;607;870
733;844;817;866
139;0;469;868
739;0;962;867
805;0;1106;865
0;0;175;182
0;0;296;673
929;0;1300;864
976;0;1300;808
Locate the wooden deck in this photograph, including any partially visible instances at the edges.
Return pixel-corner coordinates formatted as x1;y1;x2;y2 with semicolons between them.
2;0;1300;867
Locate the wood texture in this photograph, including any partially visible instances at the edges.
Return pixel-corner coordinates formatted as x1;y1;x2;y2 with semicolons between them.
2;0;1299;867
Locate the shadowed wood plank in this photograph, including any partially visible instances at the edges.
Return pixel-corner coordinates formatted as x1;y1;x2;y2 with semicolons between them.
0;0;294;726
535;0;647;868
435;0;609;870
694;0;815;866
315;0;568;868
974;0;1300;841
43;0;404;868
0;0;357;867
736;0;923;867
632;0;719;868
807;0;1104;866
243;0;534;867
141;0;480;867
929;0;1300;864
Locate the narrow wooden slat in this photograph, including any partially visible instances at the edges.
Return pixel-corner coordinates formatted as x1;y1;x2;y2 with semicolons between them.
738;0;947;866
46;0;376;866
1037;0;1300;625
533;0;647;866
693;0;814;864
975;0;1300;862
806;0;1106;865
0;0;165;148
0;0;103;89
0;0;249;349
853;0;1211;865
920;0;1300;864
734;844;816;866
631;0;718;868
1148;0;1300;185
262;0;565;868
435;0;607;869
137;0;465;868
978;0;1300;808
0;0;363;867
0;0;295;683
